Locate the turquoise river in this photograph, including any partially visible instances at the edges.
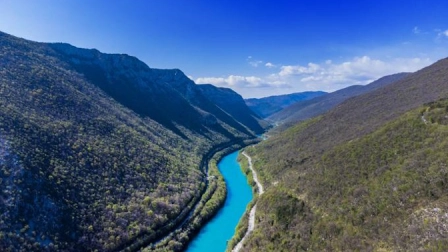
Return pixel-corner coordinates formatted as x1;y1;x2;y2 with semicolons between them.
186;151;253;252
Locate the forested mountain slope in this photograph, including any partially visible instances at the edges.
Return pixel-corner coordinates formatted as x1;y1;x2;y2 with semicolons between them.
197;84;266;134
0;31;260;251
244;91;326;118
269;73;410;127
242;58;448;251
49;43;265;139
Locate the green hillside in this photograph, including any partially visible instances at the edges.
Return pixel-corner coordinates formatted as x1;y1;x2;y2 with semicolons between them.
240;58;448;251
0;31;260;251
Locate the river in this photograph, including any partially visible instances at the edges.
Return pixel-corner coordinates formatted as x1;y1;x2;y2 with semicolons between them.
186;151;253;252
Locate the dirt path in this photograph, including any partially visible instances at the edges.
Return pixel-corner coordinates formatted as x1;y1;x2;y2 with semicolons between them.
232;151;264;252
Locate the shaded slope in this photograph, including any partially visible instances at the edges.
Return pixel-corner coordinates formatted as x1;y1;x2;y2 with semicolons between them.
244;91;326;118
240;58;448;251
198;84;266;134
269;73;410;125
0;31;256;251
49;43;255;139
0;31;204;251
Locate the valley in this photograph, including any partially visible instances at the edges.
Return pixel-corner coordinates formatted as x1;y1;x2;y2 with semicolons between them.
186;151;252;252
0;31;263;251
236;58;448;251
1;29;448;252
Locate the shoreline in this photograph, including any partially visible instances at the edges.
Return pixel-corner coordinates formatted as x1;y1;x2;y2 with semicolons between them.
128;138;260;252
231;151;264;252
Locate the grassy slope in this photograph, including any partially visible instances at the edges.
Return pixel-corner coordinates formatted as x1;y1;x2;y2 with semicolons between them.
245;100;448;251
240;58;448;251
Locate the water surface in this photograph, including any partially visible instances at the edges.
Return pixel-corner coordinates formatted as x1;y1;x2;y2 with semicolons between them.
186;151;253;252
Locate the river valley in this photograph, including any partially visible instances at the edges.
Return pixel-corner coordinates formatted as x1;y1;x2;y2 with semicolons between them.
186;151;253;252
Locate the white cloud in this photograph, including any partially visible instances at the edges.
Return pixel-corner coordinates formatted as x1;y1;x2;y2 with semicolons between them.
438;29;448;37
279;63;320;76
195;56;434;98
273;56;433;91
265;62;277;68
196;75;285;88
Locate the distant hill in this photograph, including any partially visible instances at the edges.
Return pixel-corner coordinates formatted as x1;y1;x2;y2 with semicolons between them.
244;91;327;118
268;73;410;127
240;58;448;251
0;31;262;251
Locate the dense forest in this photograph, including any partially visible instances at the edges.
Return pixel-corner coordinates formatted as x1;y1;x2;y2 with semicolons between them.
0;31;263;251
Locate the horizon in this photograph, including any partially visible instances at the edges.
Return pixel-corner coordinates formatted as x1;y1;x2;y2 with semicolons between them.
1;0;448;98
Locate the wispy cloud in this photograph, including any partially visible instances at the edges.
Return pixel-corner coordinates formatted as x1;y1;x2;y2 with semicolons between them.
196;56;434;98
196;75;289;89
246;56;263;67
438;29;448;38
413;26;421;34
265;62;277;68
249;60;263;67
279;63;320;76
273;56;433;91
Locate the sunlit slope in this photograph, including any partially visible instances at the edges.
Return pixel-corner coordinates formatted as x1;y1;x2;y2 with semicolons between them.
243;58;448;251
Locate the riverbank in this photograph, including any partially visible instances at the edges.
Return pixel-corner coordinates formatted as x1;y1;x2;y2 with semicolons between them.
228;151;264;252
185;151;253;251
134;138;260;252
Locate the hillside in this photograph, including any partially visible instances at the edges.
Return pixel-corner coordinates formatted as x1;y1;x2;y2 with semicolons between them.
0;31;261;251
239;58;448;251
49;43;265;139
268;73;410;127
198;84;266;134
244;91;327;118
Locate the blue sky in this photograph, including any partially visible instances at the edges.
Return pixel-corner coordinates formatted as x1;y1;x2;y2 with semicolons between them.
1;0;448;98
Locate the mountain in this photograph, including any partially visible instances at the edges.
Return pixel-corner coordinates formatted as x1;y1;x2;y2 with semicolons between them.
0;31;262;251
238;58;448;251
245;91;327;118
268;73;410;126
197;84;267;134
49;43;265;139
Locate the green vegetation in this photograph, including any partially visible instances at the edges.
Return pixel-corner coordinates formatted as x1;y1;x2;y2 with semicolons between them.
241;58;448;250
145;139;259;252
0;31;263;251
244;98;448;251
225;153;255;251
226;148;265;252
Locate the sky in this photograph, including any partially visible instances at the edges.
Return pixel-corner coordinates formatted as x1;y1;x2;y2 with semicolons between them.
1;0;448;98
